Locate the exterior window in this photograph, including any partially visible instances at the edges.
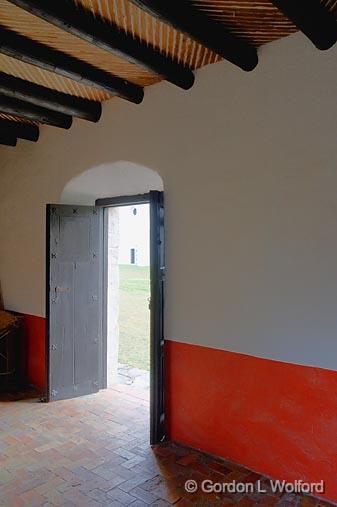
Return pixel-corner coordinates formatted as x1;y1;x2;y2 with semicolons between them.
130;248;136;264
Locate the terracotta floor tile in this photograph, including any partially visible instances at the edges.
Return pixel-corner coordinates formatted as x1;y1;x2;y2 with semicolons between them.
0;387;332;506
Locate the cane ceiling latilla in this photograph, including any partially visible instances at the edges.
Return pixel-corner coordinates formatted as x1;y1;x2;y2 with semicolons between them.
0;0;336;146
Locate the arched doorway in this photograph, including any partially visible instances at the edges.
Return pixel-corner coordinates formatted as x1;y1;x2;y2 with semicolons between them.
46;162;165;444
60;161;163;205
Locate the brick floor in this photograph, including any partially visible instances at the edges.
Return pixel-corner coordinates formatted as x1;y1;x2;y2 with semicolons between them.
0;386;332;506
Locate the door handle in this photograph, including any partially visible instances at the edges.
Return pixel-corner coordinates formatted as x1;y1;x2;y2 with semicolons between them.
52;286;71;303
55;287;71;293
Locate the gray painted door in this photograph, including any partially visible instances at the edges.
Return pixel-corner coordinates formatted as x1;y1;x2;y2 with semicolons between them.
47;205;103;401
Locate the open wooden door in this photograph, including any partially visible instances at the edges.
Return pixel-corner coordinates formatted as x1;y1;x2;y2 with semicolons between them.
46;204;103;401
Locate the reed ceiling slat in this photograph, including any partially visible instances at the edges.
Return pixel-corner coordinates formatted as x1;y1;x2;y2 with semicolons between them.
322;0;337;16
0;0;160;86
74;0;221;68
0;111;36;123
75;0;297;50
185;1;297;46
0;0;336;109
0;53;111;101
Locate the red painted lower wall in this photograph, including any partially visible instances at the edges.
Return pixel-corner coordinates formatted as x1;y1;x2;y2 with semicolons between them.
166;340;337;503
22;314;46;392
15;317;337;501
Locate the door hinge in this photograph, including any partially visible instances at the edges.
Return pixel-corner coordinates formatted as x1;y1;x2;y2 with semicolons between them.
51;344;57;351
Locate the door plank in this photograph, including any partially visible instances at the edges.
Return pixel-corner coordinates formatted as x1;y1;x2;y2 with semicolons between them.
47;204;103;401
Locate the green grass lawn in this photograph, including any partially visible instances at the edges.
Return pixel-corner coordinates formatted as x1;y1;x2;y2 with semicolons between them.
118;264;150;371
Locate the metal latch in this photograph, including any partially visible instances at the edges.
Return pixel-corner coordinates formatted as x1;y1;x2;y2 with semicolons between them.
55;287;71;293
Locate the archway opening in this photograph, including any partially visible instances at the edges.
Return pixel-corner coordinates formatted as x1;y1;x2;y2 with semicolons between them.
53;161;165;443
60;161;163;205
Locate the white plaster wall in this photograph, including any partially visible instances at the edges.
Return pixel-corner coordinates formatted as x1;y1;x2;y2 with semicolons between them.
1;33;337;370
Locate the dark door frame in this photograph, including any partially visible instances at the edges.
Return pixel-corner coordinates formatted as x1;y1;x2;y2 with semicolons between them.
96;191;166;445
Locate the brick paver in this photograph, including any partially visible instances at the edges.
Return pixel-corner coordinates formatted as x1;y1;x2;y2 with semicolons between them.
0;386;332;506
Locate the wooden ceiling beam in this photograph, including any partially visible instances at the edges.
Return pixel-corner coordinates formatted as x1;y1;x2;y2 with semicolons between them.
0;133;17;147
130;0;258;71
0;94;72;129
7;0;195;90
0;27;144;104
271;0;337;50
0;72;101;123
0;118;39;141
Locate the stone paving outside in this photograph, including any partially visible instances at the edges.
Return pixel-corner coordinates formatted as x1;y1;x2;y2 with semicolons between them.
0;386;333;506
117;364;150;390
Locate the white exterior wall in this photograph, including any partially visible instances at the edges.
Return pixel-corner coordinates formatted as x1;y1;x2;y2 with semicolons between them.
0;33;337;371
118;205;150;266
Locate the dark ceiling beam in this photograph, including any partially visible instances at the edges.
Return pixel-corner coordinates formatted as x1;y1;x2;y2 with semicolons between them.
7;0;195;90
270;0;337;50
0;94;72;129
0;133;17;147
0;118;39;141
0;27;144;104
0;72;101;123
130;0;258;71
